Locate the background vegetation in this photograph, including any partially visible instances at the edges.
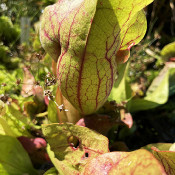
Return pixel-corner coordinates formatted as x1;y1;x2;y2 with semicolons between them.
0;0;175;174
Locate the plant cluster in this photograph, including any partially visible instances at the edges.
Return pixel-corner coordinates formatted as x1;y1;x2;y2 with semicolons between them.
0;0;175;174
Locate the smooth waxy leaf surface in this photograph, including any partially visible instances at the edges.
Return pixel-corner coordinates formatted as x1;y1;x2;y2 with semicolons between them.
40;0;153;114
42;123;109;174
82;149;166;175
0;135;37;175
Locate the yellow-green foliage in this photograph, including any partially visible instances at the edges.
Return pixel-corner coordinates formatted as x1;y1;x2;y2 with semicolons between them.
0;16;20;44
0;45;10;63
0;45;20;69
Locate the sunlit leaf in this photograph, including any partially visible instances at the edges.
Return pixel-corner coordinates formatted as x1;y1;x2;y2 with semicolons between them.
169;143;175;151
142;143;175;175
82;149;166;175
108;62;132;103
40;0;153;114
152;146;175;175
161;42;175;62
0;135;37;175
128;62;175;112
1;103;32;137
0;117;15;136
44;167;58;175
142;143;173;152
42;123;109;174
47;100;59;123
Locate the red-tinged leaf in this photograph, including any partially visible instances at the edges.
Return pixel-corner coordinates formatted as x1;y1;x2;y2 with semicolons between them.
21;67;35;97
40;0;153;115
121;112;133;128
151;146;175;175
170;57;175;62
44;95;49;106
32;85;44;103
116;49;130;64
82;149;166;175
18;136;47;153
42;123;109;174
18;136;50;165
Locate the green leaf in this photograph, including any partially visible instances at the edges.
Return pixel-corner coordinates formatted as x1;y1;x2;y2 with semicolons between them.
152;146;175;175
42;123;109;174
0;100;6;116
1;103;32;137
0;68;23;95
40;0;153;115
48;100;59;123
142;143;175;175
8;103;29;124
127;63;175;112
82;149;166;175
44;167;58;175
161;42;175;61
0;102;21;137
142;143;173;152
169;143;175;151
108;61;132;103
146;63;175;97
0;117;15;136
0;135;37;175
0;16;20;44
169;65;175;96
